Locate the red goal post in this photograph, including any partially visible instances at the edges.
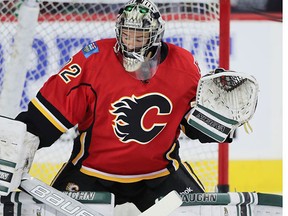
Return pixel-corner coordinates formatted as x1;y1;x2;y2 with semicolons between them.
218;0;230;193
0;0;230;192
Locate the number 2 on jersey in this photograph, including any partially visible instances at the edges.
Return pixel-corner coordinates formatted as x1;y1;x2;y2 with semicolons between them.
59;64;81;83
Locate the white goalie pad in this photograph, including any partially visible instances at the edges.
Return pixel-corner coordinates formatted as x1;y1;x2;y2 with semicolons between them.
0;116;39;196
188;69;259;142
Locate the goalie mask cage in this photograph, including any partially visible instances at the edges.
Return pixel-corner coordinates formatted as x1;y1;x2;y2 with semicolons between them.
0;0;230;192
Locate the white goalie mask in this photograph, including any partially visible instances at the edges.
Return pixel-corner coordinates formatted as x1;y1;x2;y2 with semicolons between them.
114;0;165;80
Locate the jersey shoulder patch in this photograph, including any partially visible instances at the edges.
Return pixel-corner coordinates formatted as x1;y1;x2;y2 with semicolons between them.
82;41;99;58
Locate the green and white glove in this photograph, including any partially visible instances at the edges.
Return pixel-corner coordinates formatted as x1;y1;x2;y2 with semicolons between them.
187;68;259;142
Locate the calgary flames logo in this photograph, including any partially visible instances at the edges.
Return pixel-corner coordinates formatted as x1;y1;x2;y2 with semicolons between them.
110;93;172;144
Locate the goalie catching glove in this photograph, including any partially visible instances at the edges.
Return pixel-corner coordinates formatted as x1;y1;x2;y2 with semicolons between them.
0;116;39;196
187;68;259;142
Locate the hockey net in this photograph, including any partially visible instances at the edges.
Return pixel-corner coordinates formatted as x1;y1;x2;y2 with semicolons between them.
0;0;222;192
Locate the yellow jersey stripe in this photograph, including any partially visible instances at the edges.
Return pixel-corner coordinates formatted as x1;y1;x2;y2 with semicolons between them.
72;132;86;165
166;142;179;170
182;162;205;192
49;162;68;186
80;166;170;183
32;98;68;133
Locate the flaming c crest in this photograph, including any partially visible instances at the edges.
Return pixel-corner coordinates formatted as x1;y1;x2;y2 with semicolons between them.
110;93;172;144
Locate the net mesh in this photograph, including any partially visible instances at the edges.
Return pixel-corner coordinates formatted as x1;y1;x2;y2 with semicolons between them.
0;0;221;192
213;74;247;92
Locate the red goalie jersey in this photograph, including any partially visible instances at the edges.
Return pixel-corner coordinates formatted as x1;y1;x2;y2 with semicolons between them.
16;38;215;183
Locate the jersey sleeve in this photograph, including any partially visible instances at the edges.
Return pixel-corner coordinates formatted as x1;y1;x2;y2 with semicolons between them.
16;47;98;148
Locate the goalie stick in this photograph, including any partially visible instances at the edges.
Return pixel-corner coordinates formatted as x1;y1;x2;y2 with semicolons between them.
139;190;183;216
20;174;182;216
20;173;105;216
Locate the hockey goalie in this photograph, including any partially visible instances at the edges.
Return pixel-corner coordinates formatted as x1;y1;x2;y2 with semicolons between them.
0;68;258;214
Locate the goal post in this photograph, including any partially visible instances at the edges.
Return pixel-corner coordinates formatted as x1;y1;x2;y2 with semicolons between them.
218;0;231;193
0;0;230;192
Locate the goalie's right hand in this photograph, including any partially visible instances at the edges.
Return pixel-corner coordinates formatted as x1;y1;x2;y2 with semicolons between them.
0;116;39;196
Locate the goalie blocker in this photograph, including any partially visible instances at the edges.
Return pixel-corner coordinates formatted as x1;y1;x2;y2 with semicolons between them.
187;69;259;142
0;116;39;196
